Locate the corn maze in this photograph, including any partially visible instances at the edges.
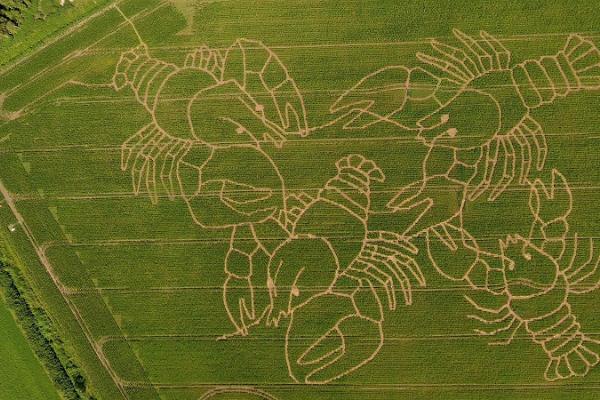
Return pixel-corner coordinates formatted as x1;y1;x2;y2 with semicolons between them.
1;1;600;399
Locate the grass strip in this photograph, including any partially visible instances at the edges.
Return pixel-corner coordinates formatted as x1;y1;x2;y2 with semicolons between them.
0;255;94;400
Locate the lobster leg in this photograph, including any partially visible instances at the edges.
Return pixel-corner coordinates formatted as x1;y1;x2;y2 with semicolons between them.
223;224;271;336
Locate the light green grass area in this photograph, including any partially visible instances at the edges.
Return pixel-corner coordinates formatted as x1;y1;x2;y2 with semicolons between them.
1;1;600;399
0;296;60;400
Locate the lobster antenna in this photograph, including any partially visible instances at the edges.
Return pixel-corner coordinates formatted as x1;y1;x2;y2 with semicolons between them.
115;5;144;46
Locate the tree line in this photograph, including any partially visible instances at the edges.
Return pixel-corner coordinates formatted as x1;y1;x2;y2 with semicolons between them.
0;258;96;399
0;0;31;37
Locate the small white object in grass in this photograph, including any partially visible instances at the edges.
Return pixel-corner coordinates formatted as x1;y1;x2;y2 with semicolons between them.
8;224;16;232
60;0;74;5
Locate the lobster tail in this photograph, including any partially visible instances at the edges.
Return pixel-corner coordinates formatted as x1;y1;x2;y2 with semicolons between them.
563;34;600;90
112;44;178;113
526;303;600;381
319;154;385;221
545;337;600;381
511;34;600;109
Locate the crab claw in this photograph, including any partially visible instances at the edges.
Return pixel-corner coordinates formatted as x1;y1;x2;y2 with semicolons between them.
285;293;383;384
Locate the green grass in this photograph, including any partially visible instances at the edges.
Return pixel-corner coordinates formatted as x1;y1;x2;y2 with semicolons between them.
0;295;61;400
1;0;600;399
0;0;113;67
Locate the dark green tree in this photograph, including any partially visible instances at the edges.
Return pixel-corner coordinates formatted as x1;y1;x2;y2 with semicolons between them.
0;0;31;37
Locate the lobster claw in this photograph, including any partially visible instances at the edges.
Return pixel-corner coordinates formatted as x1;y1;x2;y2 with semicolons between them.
528;169;573;258
285;293;383;384
329;66;411;129
426;222;505;293
330;65;450;130
387;175;465;237
223;275;256;336
219;39;309;141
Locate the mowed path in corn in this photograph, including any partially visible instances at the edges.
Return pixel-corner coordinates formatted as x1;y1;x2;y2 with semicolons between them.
1;0;600;399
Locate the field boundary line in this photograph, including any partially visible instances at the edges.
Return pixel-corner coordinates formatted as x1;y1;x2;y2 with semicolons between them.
0;179;130;399
78;31;600;53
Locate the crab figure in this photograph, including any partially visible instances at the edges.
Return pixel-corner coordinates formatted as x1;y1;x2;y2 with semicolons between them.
114;39;309;335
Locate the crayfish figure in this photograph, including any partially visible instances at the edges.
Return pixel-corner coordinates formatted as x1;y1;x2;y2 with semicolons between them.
114;39;309;335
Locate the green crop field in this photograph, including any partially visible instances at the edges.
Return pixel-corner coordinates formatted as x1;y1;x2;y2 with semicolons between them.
0;295;61;400
1;1;600;399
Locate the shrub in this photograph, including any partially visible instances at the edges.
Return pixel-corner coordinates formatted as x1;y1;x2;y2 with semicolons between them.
0;0;31;37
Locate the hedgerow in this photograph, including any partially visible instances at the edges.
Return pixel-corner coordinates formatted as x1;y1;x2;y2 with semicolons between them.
0;257;92;400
